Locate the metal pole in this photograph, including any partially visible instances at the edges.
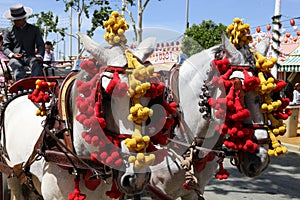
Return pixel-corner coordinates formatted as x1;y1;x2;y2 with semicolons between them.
69;8;73;59
121;0;125;15
56;33;59;59
63;38;66;61
271;0;281;78
44;26;47;42
185;0;189;30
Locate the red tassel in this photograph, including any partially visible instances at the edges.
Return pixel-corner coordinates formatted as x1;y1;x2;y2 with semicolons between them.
106;71;120;94
106;180;123;199
215;159;229;180
68;177;86;200
84;171;101;191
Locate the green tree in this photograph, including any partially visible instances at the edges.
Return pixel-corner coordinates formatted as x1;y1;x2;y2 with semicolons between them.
182;20;227;57
56;0;113;54
121;0;160;44
29;11;67;42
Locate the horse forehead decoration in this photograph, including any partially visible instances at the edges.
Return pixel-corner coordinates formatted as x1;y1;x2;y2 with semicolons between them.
74;10;180;198
208;18;291;157
77;11;156;67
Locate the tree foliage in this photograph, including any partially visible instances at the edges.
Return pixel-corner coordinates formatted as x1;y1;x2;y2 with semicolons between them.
121;0;161;44
182;20;227;57
88;3;112;36
29;11;67;41
56;0;114;54
56;0;113;37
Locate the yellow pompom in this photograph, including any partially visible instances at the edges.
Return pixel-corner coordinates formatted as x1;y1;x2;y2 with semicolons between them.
268;150;275;156
281;146;288;154
113;35;120;43
272;128;279;135
136;153;145;161
143;136;150;143
145;154;155;165
112;24;120;31
278;126;286;134
261;103;268;111
134;160;143;169
233;18;241;23
118;28;125;35
128;156;136;163
111;11;119;17
135;142;145;151
36;109;41;116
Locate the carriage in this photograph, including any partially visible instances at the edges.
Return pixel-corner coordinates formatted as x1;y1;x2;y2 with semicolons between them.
0;14;292;200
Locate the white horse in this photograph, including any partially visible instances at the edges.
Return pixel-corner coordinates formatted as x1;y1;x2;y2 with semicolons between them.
1;94;117;200
0;33;161;199
149;34;271;200
0;32;275;200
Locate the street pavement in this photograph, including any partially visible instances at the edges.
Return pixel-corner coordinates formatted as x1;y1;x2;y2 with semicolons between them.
204;150;300;200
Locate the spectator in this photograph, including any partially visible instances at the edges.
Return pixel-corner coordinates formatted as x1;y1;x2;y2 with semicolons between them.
0;34;9;62
2;4;45;81
292;82;300;105
0;34;10;83
44;41;56;67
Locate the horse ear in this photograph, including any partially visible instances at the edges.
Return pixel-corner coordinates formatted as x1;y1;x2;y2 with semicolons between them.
132;37;156;62
254;38;270;56
77;32;108;64
77;32;127;67
221;32;245;64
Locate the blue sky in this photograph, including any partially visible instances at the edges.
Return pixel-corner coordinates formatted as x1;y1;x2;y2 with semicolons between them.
0;0;300;58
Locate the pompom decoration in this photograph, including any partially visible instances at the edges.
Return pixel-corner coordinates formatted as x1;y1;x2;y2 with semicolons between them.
84;170;101;191
73;12;176;196
28;79;56;116
203;18;292;182
124;50;174;169
68;177;86;200
226;18;252;46
103;11;129;45
105;180;123;199
215;159;230;180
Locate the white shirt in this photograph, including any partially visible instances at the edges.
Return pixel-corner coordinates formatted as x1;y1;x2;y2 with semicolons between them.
293;89;300;104
44;51;56;67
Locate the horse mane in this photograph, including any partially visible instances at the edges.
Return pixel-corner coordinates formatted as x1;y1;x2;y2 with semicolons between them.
237;45;256;67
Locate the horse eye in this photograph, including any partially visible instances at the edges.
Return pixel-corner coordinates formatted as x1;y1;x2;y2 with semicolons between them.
255;96;260;104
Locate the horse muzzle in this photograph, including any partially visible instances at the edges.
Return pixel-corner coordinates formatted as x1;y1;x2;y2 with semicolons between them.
116;169;151;195
236;150;270;177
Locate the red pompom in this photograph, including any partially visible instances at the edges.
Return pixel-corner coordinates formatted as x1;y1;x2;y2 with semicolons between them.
114;158;123;167
99;152;108;160
84;170;101;191
91;136;99;146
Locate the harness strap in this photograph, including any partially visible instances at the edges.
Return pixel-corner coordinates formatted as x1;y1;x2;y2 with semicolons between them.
43;125;109;179
44;150;107;171
12;163;42;196
168;138;225;156
257;138;271;145
168;64;180;103
0;160;12;175
105;66;127;73
57;71;78;152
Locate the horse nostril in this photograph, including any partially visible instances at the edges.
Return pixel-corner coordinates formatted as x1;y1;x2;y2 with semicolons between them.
248;163;257;175
122;174;136;188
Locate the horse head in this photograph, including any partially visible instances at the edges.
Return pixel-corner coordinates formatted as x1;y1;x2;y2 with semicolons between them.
220;32;279;177
76;31;163;196
149;18;289;200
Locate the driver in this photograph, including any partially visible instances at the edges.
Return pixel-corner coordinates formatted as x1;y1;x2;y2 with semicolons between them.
2;4;45;81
